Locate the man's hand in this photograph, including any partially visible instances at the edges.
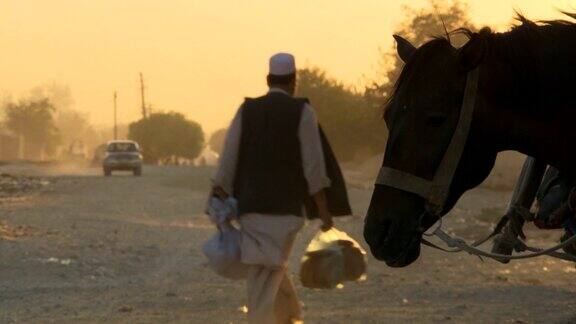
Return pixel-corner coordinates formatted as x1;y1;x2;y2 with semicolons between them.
313;189;333;231
212;186;229;199
319;210;334;232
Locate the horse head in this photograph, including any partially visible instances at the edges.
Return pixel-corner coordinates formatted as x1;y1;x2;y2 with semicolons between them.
364;33;499;267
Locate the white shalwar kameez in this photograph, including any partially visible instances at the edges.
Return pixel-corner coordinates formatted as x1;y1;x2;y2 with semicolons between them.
213;88;330;324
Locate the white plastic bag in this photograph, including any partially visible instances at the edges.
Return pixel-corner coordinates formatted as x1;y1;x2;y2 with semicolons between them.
202;196;248;280
206;197;238;225
202;223;249;280
299;227;367;289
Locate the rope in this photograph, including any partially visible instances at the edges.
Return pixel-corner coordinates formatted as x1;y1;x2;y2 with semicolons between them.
421;211;507;250
428;227;576;262
420;203;576;263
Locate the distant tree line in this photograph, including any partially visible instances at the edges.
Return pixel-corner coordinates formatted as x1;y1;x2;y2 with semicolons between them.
210;1;475;164
208;128;227;155
0;85;119;161
128;112;205;164
0;85;207;164
295;0;475;163
296;68;386;162
369;0;475;101
3;98;60;159
2;0;473;165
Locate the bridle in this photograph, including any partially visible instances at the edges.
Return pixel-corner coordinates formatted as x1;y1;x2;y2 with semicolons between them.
374;67;576;263
376;68;480;216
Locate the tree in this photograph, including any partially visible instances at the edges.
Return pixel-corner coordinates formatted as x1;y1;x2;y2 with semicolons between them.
128;112;205;164
29;83;74;111
3;98;60;159
209;128;227;155
297;68;386;162
55;109;98;152
295;1;475;163
369;0;476;99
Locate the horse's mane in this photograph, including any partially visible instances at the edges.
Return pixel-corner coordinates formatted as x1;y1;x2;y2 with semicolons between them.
478;12;576;107
457;12;576;39
385;12;576;116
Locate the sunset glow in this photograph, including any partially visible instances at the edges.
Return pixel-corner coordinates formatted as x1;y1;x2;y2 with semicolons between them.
0;0;571;133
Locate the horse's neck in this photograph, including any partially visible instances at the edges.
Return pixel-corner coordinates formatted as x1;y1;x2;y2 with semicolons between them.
498;104;575;176
479;29;576;177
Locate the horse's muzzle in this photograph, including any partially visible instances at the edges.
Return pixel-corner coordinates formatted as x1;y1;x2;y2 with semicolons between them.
364;216;422;267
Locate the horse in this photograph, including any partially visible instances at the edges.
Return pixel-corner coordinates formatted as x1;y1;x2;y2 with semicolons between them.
364;13;576;267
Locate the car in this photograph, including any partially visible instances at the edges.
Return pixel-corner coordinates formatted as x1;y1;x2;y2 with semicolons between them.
102;140;143;176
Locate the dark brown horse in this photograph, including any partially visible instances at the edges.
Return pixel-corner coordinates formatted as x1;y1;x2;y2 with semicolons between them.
364;14;576;267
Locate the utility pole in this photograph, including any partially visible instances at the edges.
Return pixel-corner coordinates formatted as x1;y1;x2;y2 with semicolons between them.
113;91;118;140
140;72;147;119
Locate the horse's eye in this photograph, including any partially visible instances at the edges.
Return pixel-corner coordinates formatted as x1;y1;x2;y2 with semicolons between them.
426;113;447;126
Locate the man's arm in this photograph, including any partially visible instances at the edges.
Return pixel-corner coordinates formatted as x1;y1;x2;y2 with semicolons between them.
299;104;332;230
313;189;333;231
212;106;243;198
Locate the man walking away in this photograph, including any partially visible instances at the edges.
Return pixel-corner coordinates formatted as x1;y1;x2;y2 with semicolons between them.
212;53;333;323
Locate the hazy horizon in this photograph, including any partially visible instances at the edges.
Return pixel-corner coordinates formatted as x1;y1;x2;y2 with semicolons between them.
0;0;571;134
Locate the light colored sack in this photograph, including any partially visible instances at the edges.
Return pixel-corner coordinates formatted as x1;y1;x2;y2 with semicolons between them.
206;197;238;224
202;223;249;280
202;196;248;280
300;227;367;289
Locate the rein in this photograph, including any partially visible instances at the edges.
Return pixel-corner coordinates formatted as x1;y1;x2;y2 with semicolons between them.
424;225;576;263
376;67;576;263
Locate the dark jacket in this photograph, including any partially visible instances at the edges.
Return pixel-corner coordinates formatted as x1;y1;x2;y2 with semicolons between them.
304;128;352;219
233;91;352;219
233;92;309;216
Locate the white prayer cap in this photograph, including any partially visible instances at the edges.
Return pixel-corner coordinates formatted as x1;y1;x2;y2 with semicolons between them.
269;53;296;76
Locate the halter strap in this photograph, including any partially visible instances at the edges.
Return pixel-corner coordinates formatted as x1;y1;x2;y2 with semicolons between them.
376;68;480;214
376;167;433;199
374;68;576;264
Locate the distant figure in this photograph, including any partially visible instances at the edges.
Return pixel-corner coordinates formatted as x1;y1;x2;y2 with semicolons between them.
212;53;334;323
534;167;576;254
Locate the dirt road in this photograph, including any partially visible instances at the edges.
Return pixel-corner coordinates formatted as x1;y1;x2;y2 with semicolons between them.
1;164;575;323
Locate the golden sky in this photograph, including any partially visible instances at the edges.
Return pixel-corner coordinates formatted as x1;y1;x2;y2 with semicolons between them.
0;0;572;134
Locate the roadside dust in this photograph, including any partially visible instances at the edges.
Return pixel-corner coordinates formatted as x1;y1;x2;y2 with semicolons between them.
1;163;575;323
0;221;37;241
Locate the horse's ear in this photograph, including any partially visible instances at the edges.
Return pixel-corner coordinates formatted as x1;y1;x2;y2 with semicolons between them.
458;35;485;71
394;34;416;63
